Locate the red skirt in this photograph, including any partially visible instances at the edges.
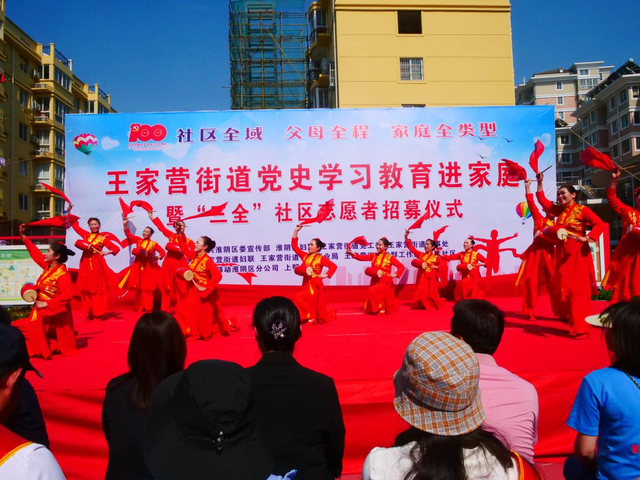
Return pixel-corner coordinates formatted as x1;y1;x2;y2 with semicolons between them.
159;252;188;293
364;277;399;314
603;235;640;302
294;278;335;323
77;254;116;294
126;259;160;292
413;271;446;310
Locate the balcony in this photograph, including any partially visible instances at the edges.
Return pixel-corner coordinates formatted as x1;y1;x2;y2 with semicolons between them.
32;83;53;93
32;182;51;192
310;25;329;47
34;113;53;125
308;60;333;89
33;148;54;159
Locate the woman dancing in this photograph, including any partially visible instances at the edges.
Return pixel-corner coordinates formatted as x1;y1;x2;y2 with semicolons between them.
14;224;78;359
515;179;560;320
176;235;228;338
68;206;121;320
291;224;337;324
536;171;606;338
121;219;165;312
601;168;640;302
347;237;405;315
441;238;487;301
404;230;446;310
148;211;194;312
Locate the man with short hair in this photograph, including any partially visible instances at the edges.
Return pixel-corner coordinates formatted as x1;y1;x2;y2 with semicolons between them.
0;323;65;479
450;299;539;463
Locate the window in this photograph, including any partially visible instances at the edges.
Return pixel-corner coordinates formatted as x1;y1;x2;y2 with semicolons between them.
620;114;629;130
621;139;631;155
590;111;596;123
557;111;565;120
19;56;28;73
557;96;564;105
579;69;589;76
19;193;29;211
397;11;422;34
635;137;640;151
19;159;28;176
88;101;95;114
55;101;70;125
40;65;50;80
400;58;423;81
35;98;50;119
54;164;65;181
37;197;49;214
611;121;618;135
54;131;65;155
559;135;570;145
98;103;109;114
579;78;599;90
18;89;29;107
18;123;28;141
634;112;640;125
54;198;65;214
632;86;639;99
560;153;571;164
612;144;619;158
402;104;425;108
590;132;597;145
36;163;50;181
36;130;50;148
619;89;628;104
556;81;562;90
54;67;71;90
609;96;616;111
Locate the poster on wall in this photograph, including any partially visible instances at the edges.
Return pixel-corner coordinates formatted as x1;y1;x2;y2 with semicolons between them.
65;106;556;286
0;246;48;305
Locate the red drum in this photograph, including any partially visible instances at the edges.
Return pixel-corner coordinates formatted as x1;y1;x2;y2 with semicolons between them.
21;283;38;302
364;267;383;278
539;226;569;245
74;239;91;251
294;265;313;277
626;225;640;240
410;258;427;270
166;242;182;253
175;267;194;281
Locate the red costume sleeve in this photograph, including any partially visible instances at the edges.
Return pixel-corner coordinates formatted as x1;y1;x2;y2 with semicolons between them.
351;252;374;262
321;256;338;278
24;237;47;269
205;258;222;293
440;252;462;261
391;255;406;278
71;220;89;239
123;226;141;245
606;187;634;218
291;237;306;260
526;193;544;225
45;272;74;311
477;253;488;265
102;233;121;255
405;238;423;259
536;190;563;217
152;217;175;240
178;234;195;260
581;206;607;241
154;242;166;260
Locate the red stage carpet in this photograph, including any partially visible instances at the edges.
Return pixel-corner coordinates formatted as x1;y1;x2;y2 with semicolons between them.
27;291;610;479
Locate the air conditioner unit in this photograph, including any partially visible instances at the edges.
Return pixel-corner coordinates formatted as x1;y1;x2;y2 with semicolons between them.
31;69;41;79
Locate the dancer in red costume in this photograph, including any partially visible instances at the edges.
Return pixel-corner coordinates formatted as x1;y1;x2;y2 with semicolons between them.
291;224;337;324
121;219;165;312
68;206;120;320
514;179;562;320
13;224;78;359
347;237;406;315
441;238;488;301
601;168;640;302
536;172;606;338
404;230;447;310
176;235;229;339
148;211;194;311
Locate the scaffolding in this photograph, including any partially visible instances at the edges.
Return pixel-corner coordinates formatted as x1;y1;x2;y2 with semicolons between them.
229;0;308;110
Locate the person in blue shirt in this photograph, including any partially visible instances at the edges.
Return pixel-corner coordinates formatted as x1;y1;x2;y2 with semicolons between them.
564;301;640;480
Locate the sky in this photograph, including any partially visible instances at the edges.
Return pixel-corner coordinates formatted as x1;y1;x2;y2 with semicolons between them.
6;0;637;113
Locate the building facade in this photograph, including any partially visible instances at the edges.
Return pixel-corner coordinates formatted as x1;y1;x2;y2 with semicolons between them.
515;61;613;186
0;0;115;236
307;0;515;109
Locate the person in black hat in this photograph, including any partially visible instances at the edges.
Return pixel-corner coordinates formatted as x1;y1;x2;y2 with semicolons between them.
0;322;65;479
144;360;274;480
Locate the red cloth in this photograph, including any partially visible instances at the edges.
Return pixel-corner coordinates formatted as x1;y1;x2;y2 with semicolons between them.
441;250;487;300
14;238;77;359
71;222;121;317
291;237;337;323
580;146;617;171
350;251;405;314
152;217;194;310
405;239;446;310
537;191;606;334
529;140;544;174
602;187;640;301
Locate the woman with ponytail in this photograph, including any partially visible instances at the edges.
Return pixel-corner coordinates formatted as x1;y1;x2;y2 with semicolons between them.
291;224;337;324
347;237;406;315
14;224;78;359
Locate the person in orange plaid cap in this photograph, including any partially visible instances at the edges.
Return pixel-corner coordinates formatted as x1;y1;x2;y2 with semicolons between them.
347;237;406;315
361;331;542;480
291;224;337;324
13;224;78;360
404;228;447;311
601;169;640;302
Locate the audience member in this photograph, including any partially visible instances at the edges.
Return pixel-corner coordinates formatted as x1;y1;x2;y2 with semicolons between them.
450;299;539;462
0;323;65;479
102;311;186;480
248;296;345;480
144;359;274;479
564;301;640;480
362;331;541;480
